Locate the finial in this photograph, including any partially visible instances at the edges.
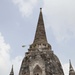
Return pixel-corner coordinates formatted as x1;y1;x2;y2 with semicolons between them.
69;59;72;68
40;8;42;12
69;59;74;71
9;65;14;75
12;65;13;69
69;59;71;64
11;65;13;73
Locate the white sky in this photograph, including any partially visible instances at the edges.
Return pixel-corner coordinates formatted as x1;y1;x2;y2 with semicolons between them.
0;0;75;75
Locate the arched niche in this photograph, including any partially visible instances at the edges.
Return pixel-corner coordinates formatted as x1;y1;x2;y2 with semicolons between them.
29;55;46;75
33;65;42;75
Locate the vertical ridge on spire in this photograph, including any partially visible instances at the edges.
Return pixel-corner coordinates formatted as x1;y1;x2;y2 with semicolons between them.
9;65;14;75
69;60;75;75
33;8;48;44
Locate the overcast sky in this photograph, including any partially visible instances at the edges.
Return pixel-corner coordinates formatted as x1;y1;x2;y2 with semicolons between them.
0;0;75;75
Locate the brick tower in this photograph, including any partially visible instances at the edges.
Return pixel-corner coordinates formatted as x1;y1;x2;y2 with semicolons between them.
18;8;64;75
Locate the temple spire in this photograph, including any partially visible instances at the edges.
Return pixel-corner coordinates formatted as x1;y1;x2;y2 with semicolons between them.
69;60;75;75
9;65;14;75
33;8;48;44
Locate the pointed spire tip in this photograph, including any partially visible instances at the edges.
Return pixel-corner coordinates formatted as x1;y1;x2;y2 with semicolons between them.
12;65;13;67
40;8;42;12
69;59;71;63
10;65;14;75
32;7;48;45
